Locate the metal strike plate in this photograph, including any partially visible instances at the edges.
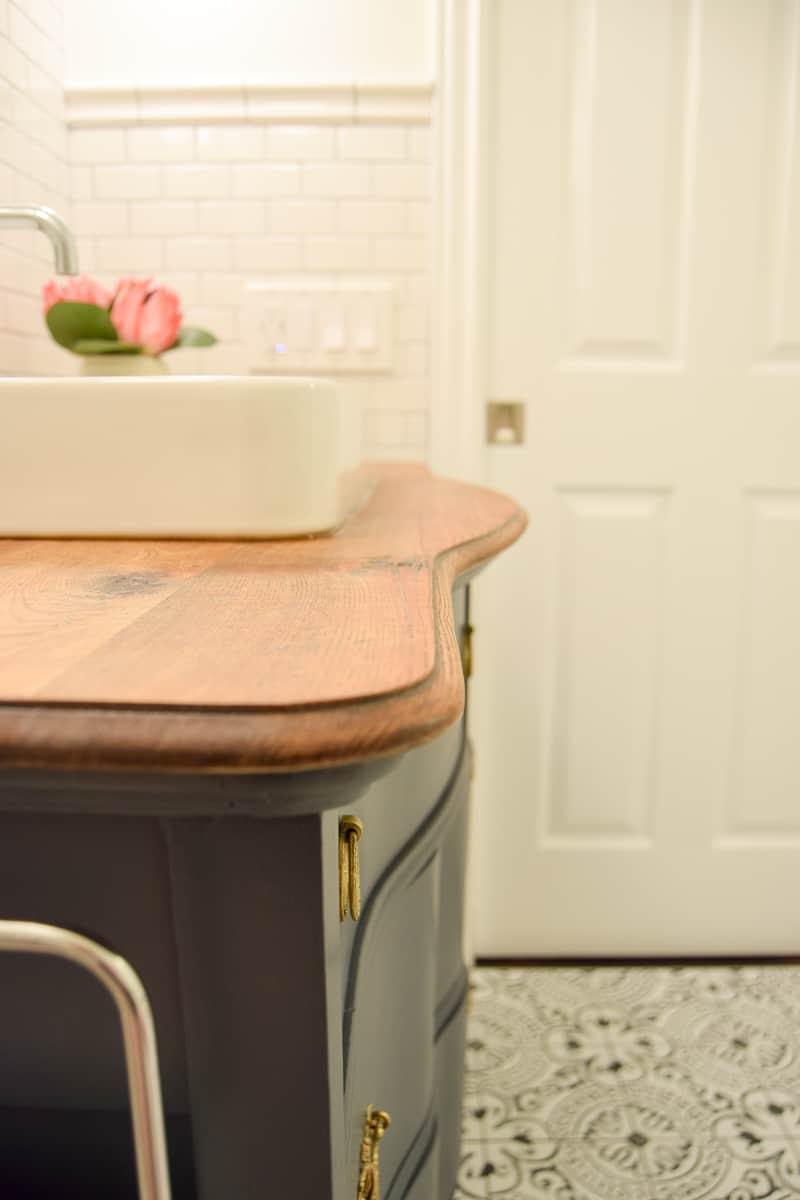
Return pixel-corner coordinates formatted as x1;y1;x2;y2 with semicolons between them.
487;399;525;445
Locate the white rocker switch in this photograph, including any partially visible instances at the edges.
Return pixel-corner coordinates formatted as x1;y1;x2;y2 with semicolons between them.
321;311;345;352
354;318;378;352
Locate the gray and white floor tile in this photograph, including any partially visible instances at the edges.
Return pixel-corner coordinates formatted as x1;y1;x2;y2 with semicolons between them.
456;966;800;1200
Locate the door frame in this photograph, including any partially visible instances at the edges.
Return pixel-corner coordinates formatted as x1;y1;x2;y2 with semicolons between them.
431;0;494;484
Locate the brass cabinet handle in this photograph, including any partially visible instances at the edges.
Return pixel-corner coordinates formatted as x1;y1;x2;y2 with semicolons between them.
358;1104;391;1199
460;622;474;679
339;815;363;922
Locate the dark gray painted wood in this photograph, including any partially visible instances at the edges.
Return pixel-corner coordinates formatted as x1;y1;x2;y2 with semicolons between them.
0;586;473;1199
165;813;345;1200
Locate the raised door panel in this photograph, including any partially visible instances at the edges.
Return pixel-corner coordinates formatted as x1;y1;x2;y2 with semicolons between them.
340;731;470;1199
343;854;439;1200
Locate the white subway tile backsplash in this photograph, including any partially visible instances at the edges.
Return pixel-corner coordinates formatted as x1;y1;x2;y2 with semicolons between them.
305;236;370;271
0;329;31;373
8;4;39;61
95;163;160;199
69;163;92;197
232;237;301;270
372;163;430;198
70;127;125;164
164;163;229;199
182;305;235;341
196;125;264;162
2;46;433;450
73;201;128;236
127;126;194;163
200;273;246;305
338;200;406;234
269;199;336;234
267;126;335;161
363;409;426;450
74;237;96;271
155;272;202;306
370;378;429;411
405;411;428;444
24;0;57;37
96;237;163;272
406;201;431;235
232;163;299;198
395;304;429;343
408;128;432;162
3;289;39;334
197;200;264;235
1;0;69;373
130;201;196;236
28;63;64;119
373;237;430;272
397;343;428;376
302;163;370;197
0;32;29;89
338;126;406;161
176;340;248;376
397;273;430;306
166;238;232;271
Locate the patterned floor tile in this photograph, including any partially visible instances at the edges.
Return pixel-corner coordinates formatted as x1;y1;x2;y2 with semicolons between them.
455;966;800;1200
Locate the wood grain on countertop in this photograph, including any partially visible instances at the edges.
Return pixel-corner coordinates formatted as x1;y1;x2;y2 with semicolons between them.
0;465;526;772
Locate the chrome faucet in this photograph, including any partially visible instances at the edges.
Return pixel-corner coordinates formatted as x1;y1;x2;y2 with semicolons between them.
0;205;78;274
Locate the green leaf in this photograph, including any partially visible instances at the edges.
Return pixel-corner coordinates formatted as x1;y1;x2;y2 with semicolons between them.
174;326;217;349
46;301;120;352
72;339;143;355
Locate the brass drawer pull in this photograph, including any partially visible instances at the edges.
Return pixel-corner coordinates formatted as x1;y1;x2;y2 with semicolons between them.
339;815;363;922
460;621;474;679
358;1104;391;1199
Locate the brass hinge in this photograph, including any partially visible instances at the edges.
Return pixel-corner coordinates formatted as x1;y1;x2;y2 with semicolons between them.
339;815;363;922
357;1105;391;1199
460;622;474;679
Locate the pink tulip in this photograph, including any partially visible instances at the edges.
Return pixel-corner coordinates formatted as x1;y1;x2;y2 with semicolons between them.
138;286;182;354
42;274;113;313
110;279;182;354
109;278;152;345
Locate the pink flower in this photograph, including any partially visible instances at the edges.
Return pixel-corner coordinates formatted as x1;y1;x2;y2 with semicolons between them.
110;279;182;354
41;274;113;313
138;286;182;355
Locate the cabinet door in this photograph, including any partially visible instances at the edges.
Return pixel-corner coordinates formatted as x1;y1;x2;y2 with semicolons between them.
339;725;470;1200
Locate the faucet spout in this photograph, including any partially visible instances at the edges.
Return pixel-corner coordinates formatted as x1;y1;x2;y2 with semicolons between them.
0;205;79;274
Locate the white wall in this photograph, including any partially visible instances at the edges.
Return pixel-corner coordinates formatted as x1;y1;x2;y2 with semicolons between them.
64;0;435;87
0;0;70;374
70;115;433;459
3;0;436;461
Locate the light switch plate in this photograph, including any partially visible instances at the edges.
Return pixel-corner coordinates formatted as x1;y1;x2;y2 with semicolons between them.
245;280;394;374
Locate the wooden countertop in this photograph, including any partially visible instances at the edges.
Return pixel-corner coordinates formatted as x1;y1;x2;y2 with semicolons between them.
0;465;525;773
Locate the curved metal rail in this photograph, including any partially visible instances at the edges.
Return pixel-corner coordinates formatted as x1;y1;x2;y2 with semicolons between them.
0;920;172;1200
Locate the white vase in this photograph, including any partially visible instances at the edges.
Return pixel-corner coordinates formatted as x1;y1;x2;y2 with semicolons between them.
79;354;168;376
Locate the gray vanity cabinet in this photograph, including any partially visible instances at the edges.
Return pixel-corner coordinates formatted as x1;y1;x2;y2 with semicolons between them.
0;595;473;1200
0;467;524;1200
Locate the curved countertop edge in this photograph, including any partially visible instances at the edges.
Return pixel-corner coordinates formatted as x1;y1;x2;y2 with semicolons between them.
0;504;527;775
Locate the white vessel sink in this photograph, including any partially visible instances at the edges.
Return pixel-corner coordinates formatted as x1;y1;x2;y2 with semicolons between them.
0;375;343;538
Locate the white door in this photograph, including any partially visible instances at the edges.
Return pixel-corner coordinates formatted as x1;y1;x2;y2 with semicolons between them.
470;0;800;955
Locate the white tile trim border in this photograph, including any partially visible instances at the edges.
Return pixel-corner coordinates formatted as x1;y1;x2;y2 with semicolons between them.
65;82;435;127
